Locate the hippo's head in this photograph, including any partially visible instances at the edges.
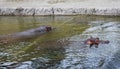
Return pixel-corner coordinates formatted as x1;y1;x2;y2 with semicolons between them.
46;26;52;32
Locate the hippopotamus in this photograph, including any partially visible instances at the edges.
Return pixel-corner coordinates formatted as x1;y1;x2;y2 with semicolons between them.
0;26;52;44
84;36;110;48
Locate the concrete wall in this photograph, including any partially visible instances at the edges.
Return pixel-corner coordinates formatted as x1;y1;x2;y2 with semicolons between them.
0;7;120;16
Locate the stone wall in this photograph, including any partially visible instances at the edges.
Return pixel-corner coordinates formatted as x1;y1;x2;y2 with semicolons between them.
0;7;120;16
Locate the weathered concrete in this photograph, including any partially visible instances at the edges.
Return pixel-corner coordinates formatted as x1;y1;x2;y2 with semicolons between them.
0;7;120;16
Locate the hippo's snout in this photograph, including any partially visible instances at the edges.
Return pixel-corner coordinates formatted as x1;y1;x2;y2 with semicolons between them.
46;26;52;32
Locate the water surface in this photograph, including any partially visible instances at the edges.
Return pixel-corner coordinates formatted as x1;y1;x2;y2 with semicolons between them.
0;15;120;69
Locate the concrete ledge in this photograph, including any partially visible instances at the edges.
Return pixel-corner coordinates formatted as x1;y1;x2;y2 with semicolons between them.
0;7;120;16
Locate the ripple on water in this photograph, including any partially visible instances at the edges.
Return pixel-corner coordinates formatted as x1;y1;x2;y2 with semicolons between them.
57;21;120;69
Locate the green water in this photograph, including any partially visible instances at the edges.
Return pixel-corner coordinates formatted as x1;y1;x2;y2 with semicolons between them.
0;16;88;62
1;15;120;64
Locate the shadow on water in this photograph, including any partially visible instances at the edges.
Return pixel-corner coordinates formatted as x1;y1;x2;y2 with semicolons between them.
0;15;120;69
